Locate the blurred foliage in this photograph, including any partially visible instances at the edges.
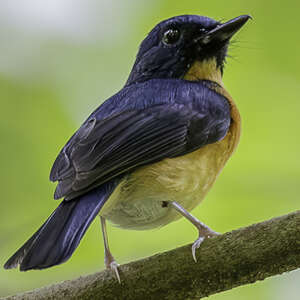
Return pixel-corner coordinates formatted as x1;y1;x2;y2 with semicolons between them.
0;0;299;298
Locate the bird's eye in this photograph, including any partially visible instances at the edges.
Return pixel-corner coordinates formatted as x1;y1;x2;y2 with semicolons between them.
162;28;180;45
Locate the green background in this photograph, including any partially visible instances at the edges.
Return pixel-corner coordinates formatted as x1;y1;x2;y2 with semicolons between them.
1;0;299;298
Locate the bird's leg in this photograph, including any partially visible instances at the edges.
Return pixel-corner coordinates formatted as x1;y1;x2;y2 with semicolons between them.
165;201;219;262
100;216;120;283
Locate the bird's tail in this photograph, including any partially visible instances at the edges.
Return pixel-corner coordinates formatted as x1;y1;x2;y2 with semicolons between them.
4;180;119;271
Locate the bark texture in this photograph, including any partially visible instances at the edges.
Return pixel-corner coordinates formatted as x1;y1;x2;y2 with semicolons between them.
3;210;300;300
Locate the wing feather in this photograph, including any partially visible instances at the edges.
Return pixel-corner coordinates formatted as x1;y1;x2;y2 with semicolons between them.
50;80;231;200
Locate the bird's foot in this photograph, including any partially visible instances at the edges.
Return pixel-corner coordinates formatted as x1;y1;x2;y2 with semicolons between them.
192;228;220;262
165;201;220;263
107;260;121;283
105;253;121;283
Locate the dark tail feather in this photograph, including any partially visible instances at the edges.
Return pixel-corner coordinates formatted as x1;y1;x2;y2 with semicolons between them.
4;180;119;271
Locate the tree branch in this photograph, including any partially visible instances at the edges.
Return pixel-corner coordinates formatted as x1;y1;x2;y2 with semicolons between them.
3;211;300;300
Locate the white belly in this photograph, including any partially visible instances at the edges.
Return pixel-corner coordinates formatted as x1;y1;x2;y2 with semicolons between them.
100;133;235;230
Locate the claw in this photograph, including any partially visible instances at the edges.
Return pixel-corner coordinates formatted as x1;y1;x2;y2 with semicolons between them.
192;236;205;262
167;201;221;263
105;255;121;283
192;231;220;262
108;260;121;283
100;216;121;283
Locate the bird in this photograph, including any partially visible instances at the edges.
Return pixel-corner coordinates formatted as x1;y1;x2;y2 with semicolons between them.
4;14;250;282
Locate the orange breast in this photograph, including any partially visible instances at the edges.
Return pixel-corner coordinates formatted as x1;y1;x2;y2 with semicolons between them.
101;59;241;229
101;86;241;230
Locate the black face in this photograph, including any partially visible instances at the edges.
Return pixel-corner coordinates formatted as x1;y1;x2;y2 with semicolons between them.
126;15;250;86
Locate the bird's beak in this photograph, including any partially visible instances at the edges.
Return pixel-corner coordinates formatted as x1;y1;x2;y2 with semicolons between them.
201;15;251;45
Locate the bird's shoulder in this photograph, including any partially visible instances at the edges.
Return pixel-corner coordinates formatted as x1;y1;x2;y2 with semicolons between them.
90;79;229;119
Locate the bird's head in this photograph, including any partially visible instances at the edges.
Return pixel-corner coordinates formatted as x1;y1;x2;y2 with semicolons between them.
126;14;250;86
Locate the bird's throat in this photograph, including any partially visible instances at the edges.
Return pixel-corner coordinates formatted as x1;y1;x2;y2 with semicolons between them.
184;59;223;86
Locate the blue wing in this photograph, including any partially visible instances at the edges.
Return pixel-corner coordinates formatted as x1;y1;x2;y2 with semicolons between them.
50;79;231;200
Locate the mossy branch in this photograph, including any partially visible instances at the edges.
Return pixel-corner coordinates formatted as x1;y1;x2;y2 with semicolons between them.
3;211;300;300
